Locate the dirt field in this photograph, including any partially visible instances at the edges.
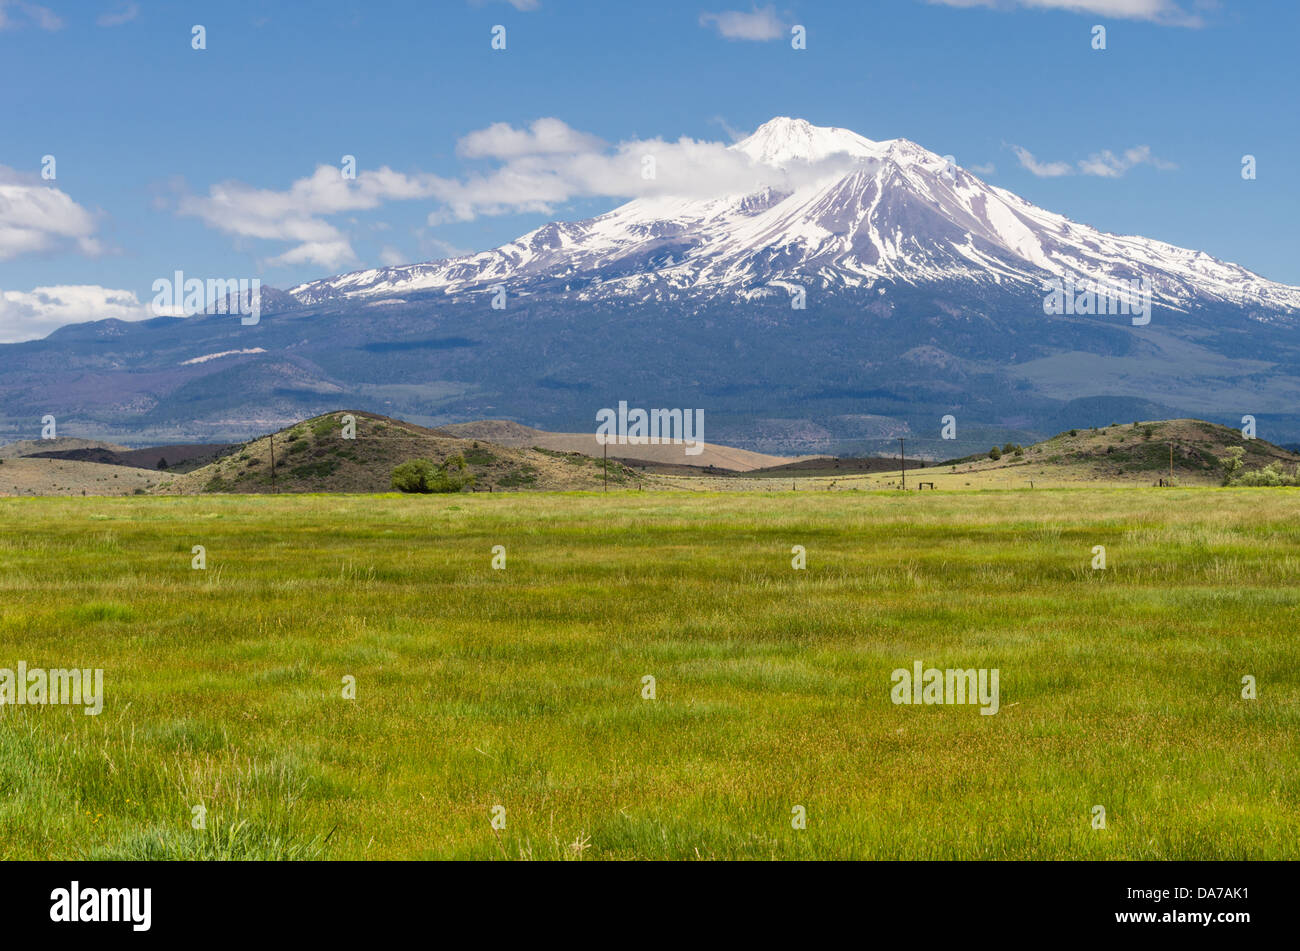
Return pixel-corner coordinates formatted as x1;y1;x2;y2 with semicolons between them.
0;457;161;496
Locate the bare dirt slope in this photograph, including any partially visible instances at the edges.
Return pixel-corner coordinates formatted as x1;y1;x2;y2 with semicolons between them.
434;420;821;472
0;457;161;496
27;443;240;472
0;437;131;459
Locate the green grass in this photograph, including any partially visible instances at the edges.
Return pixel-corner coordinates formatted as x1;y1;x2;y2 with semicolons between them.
0;488;1297;859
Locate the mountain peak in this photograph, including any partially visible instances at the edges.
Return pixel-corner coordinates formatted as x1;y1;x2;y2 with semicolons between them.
731;117;885;168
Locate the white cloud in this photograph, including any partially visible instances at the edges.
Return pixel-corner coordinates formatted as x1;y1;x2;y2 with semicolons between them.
174;119;866;269
0;167;103;260
97;2;140;27
924;0;1205;27
469;0;540;9
0;1;62;30
1078;145;1177;177
1011;143;1176;177
968;162;996;175
699;4;787;40
378;246;407;267
708;116;746;143
0;285;147;343
425;128;818;224
379;234;469;268
457;118;606;160
417;234;471;261
176;164;444;270
263;240;357;270
1010;145;1074;177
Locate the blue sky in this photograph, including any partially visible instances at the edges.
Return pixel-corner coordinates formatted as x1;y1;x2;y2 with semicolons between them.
1;0;1295;340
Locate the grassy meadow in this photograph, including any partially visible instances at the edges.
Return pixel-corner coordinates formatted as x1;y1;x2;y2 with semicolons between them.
0;488;1296;860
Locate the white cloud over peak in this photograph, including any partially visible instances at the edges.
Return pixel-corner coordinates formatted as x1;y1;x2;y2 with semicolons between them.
426;125;837;224
378;246;408;267
173;119;903;269
176;119;791;267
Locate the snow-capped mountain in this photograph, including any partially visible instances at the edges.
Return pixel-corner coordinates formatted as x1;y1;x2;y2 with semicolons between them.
8;118;1300;451
288;117;1300;313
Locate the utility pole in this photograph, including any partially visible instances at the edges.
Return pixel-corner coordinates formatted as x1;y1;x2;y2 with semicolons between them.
1169;442;1174;484
603;441;607;493
270;433;276;493
900;437;906;491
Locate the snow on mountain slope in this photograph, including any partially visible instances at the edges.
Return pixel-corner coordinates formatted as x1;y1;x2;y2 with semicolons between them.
287;117;1300;312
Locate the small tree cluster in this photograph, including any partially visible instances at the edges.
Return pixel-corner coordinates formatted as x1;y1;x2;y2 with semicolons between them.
1234;463;1299;486
1219;447;1300;486
391;454;476;493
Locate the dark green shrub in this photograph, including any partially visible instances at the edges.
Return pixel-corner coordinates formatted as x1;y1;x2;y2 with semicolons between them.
391;456;474;493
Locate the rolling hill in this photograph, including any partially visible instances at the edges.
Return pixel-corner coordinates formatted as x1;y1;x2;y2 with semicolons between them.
941;418;1298;484
4;413;1292;496
707;418;1299;491
154;411;639;494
